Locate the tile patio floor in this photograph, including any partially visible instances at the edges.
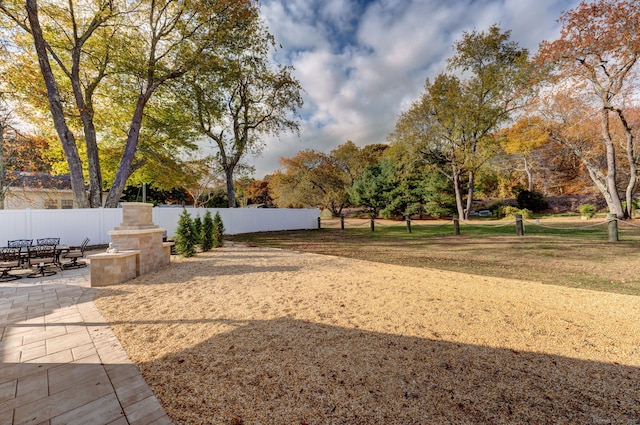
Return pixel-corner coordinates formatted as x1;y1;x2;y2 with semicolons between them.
0;265;172;425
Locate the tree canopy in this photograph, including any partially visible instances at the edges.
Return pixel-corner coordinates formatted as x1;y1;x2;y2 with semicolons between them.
0;0;262;207
178;17;302;207
537;0;640;218
389;25;531;219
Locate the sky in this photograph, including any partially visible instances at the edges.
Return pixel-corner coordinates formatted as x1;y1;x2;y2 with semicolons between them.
248;0;582;178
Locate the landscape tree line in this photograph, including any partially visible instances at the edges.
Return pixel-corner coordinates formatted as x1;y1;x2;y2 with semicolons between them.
2;0;639;220
271;0;640;220
0;0;301;209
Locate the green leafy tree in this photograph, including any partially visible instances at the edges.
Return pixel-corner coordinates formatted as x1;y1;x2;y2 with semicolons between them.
213;212;225;248
389;25;531;220
270;149;349;216
348;160;398;218
181;18;302;207
201;211;214;252
383;143;456;219
270;141;388;215
0;0;257;207
174;209;197;257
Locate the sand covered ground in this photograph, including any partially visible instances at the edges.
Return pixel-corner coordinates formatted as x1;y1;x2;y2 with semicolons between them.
94;243;640;424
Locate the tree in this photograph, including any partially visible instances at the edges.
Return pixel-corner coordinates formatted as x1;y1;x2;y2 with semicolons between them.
1;0;257;208
331;140;388;186
244;179;272;205
382;143;456;218
348;160;398;218
193;215;203;246
178;155;225;208
0;97;56;208
271;149;350;215
499;117;549;192
212;211;225;248
389;25;531;219
0;102;12;209
270;141;387;215
537;0;640;218
0;0;92;206
181;18;302;207
201;211;214;252
174;208;197;257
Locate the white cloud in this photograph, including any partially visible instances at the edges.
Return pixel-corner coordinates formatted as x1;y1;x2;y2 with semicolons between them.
251;0;582;178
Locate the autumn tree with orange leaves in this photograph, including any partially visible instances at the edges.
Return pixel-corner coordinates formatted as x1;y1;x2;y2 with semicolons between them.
499;117;549;192
537;0;640;219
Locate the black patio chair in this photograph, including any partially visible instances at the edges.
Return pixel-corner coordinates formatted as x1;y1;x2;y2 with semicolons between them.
26;244;57;278
8;239;33;265
61;237;90;269
36;238;61;246
0;247;23;281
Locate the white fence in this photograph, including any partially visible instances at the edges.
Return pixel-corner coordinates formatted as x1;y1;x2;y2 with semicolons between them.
0;207;320;247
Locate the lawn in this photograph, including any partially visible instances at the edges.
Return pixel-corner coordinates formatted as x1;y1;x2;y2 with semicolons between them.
228;216;640;296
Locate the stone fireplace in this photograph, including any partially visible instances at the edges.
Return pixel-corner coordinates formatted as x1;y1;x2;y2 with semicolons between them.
89;202;173;286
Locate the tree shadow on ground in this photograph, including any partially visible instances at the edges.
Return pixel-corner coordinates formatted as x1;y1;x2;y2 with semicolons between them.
140;317;640;425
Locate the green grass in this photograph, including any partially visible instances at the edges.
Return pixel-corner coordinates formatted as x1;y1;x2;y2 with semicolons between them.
228;218;640;296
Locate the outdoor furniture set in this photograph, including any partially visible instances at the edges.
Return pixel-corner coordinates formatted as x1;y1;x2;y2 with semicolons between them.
0;237;89;281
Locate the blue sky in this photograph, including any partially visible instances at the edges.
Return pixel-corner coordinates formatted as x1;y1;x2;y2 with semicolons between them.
250;0;581;178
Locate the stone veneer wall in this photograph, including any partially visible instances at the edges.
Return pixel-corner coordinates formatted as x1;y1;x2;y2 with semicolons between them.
89;251;139;287
90;202;172;287
109;229;166;275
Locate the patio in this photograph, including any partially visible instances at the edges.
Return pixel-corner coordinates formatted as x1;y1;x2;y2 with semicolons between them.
0;263;170;424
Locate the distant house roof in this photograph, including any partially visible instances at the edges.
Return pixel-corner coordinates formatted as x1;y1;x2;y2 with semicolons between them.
7;172;72;190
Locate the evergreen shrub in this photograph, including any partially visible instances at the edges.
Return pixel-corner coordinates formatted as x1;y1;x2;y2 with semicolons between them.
202;211;214;252
175;209;197;257
213;212;225;248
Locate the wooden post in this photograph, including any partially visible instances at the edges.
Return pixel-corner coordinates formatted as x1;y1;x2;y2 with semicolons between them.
515;214;524;236
340;215;345;230
607;214;619;242
370;217;375;232
453;215;460;236
317;217;321;230
406;217;412;233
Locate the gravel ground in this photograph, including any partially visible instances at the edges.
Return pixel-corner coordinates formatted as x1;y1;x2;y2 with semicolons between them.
94;243;640;425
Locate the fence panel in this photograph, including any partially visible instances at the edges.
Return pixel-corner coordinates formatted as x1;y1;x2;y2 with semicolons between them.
152;207;319;237
1;207;319;247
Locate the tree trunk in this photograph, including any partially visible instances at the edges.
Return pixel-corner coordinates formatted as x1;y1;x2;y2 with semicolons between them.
523;156;534;192
600;109;624;219
225;166;236;207
624;132;637;219
617;108;637;219
26;0;89;208
452;165;465;220
0;121;4;210
465;170;475;220
70;59;102;207
103;93;149;208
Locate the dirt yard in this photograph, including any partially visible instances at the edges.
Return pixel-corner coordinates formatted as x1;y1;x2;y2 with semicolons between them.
94;243;640;425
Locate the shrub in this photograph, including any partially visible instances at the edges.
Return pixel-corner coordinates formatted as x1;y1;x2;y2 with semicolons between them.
193;215;203;245
213;211;225;248
579;204;597;219
516;190;548;212
201;211;214;252
175;208;197;257
496;205;533;219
